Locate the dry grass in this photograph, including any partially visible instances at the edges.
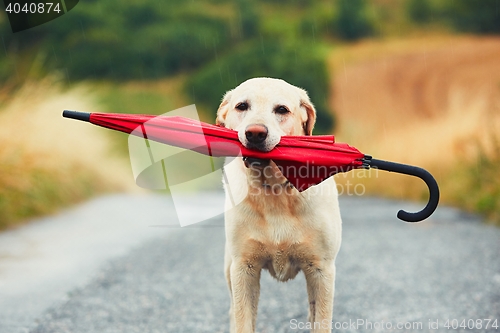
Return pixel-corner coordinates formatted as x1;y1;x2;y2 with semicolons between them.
0;77;134;230
329;35;500;224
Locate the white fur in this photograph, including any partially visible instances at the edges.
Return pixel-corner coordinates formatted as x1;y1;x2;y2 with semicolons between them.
218;78;342;333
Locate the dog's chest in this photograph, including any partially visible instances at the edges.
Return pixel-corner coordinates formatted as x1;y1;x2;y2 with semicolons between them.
238;193;319;281
253;240;316;282
265;244;302;282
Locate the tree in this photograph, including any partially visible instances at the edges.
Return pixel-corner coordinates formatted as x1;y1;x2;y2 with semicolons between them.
444;0;500;34
407;0;433;24
335;0;374;41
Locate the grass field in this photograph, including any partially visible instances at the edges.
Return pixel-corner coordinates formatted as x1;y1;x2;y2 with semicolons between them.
1;34;499;229
0;74;221;230
0;78;134;229
329;35;500;225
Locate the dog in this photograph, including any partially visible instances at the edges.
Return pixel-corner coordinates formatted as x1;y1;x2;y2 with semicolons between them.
217;78;342;333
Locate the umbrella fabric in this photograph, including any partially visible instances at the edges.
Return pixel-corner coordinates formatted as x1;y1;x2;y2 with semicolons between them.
89;112;365;191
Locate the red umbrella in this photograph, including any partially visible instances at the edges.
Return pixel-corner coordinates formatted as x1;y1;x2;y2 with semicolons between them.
63;110;439;222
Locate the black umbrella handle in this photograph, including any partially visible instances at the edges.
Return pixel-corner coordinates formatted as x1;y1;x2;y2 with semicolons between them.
365;157;440;222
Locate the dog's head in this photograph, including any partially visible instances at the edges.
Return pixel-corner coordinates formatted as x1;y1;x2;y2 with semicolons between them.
216;77;316;152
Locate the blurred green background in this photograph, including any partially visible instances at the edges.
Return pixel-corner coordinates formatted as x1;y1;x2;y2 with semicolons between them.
0;0;499;229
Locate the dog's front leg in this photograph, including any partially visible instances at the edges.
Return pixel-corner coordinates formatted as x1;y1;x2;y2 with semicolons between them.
304;260;336;333
229;260;261;333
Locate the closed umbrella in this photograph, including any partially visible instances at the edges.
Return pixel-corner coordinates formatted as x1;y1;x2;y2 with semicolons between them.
63;110;439;222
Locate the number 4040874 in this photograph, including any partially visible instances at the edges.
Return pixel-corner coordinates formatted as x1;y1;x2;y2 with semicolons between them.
5;2;61;14
444;319;498;330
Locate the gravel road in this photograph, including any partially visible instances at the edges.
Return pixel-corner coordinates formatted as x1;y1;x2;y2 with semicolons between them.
0;193;499;333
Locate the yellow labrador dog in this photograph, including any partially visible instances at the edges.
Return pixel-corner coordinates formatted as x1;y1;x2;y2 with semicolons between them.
217;78;342;333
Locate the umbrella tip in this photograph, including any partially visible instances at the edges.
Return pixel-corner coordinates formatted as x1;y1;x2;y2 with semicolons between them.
63;110;91;122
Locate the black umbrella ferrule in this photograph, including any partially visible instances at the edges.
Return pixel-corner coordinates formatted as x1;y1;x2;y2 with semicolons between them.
63;110;91;122
363;156;440;223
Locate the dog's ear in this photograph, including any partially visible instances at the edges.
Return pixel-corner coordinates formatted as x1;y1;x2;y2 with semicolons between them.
299;90;316;136
216;90;232;127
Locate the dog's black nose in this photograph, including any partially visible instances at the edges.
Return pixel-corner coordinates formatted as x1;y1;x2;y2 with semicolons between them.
245;124;268;144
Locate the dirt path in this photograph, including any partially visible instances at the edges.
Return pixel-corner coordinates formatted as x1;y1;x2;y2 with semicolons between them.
1;194;497;333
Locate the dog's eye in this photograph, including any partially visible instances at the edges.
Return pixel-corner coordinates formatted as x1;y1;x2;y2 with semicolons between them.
275;105;290;114
235;102;249;111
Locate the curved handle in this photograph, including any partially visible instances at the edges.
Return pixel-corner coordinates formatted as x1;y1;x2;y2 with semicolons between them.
368;158;440;222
